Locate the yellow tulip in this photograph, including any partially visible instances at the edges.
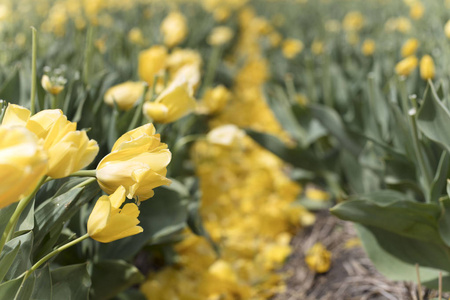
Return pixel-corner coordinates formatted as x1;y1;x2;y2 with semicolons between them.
0;126;48;208
104;81;145;111
87;186;143;243
395;55;418;76
143;77;196;124
420;55;435;80
207;26;234;46
167;48;202;74
445;20;450;39
160;11;187;48
305;243;332;273
342;11;364;32
138;45;168;86
281;38;304;59
401;38;419;57
2;104;99;178
41;74;64;95
311;40;324;55
199;85;230;114
96;124;171;201
361;39;376;56
206;124;245;146
128;27;144;45
410;2;424;20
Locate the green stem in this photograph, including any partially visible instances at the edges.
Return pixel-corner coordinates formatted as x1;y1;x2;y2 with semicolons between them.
24;233;89;280
72;177;96;190
284;74;297;104
199;45;222;97
0;176;46;254
69;169;97;178
83;26;94;87
30;27;37;114
50;93;58;109
128;83;149;131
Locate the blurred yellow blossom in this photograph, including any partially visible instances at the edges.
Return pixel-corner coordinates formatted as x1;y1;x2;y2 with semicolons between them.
138;45;168;86
306;187;330;202
420;55;435;80
445;20;450;39
41;74;65;95
401;38;419;57
311;40;324;55
104;81;145;111
361;39;376;56
128;27;145;45
305;243;332;273
208;26;234;46
198;85;231;114
96;124;171;200
0;126;48;209
206;124;245;146
409;1;424;19
87;185;143;243
342;11;364;32
282;38;304;59
160;11;187;48
395;55;418;76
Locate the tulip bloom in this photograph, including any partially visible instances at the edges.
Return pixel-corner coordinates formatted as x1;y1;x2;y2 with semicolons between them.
2;104;99;178
160;11;187;48
395;56;418;76
420;55;435;80
281;38;304;59
87;186;143;243
401;38;419;57
0;126;48;208
104;81;145;111
361;39;375;56
138;45;168;86
207;26;234;46
96;124;171;201
199;85;231;114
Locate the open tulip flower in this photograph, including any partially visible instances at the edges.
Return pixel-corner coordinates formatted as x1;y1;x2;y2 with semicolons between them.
87;186;143;243
96;124;171;201
2;104;99;178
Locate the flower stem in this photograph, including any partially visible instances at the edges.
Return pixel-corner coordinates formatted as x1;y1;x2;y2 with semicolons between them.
30;27;37;114
128;83;149;131
50;93;58;109
23;233;89;281
0;176;47;254
199;45;222;97
83;26;94;88
69;170;97;178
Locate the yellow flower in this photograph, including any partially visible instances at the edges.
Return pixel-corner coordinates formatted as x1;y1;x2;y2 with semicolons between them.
206;124;245;146
361;39;376;56
305;243;331;273
213;7;231;22
138;45;168;86
207;26;234;46
409;2;424;20
199;85;231;114
167;48;202;74
96;124;171;201
311;40;324;55
0;126;48;208
160;11;188;48
282;38;304;59
41;74;65;95
395;55;418;76
420;55;435;80
342;11;364;32
87;186;143;243
2;104;99;178
445;20;450;39
401;38;419;57
143;77;197;124
104;81;145;111
128;27;145;45
305;187;330;201
208;260;237;283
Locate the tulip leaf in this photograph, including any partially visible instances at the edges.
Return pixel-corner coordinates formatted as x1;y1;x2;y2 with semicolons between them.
0;277;22;300
0;243;20;283
245;129;323;171
90;260;144;300
99;185;189;259
331;193;443;243
355;224;450;290
14;199;35;236
0;204;19;239
4;231;33;281
32;265;52;300
417;83;450;153
429;152;449;203
0;68;21;105
51;263;91;300
14;274;35;300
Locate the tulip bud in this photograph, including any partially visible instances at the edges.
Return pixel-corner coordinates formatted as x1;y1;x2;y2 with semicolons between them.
87;186;143;243
128;27;144;45
96;124;172;201
420;55;435;80
2;104;99;178
361;39;376;56
409;2;424;20
0;126;48;208
282;38;304;59
311;40;325;55
207;26;234;46
445;20;450;39
41;74;65;95
199;85;231;114
401;38;419;57
104;81;145;111
395;55;418;76
160;11;187;48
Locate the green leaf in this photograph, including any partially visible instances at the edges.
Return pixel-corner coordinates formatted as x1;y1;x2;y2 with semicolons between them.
245;129;323;171
51;263;91;300
32;265;52;300
0;204;18;240
309;104;362;156
4;231;33;281
429;152;449;203
90;260;144;300
0;278;22;300
14;275;35;300
0;68;21;105
0;243;20;282
99;185;189;259
15;200;35;236
439;197;450;247
355;224;450;289
417;83;450;153
331;194;442;243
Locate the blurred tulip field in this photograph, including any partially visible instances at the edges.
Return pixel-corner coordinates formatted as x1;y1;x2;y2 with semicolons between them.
2;0;450;299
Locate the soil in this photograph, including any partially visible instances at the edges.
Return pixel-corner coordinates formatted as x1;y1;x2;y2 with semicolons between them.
274;211;449;300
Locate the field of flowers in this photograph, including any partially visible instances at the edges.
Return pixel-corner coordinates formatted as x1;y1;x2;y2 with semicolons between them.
1;0;450;299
